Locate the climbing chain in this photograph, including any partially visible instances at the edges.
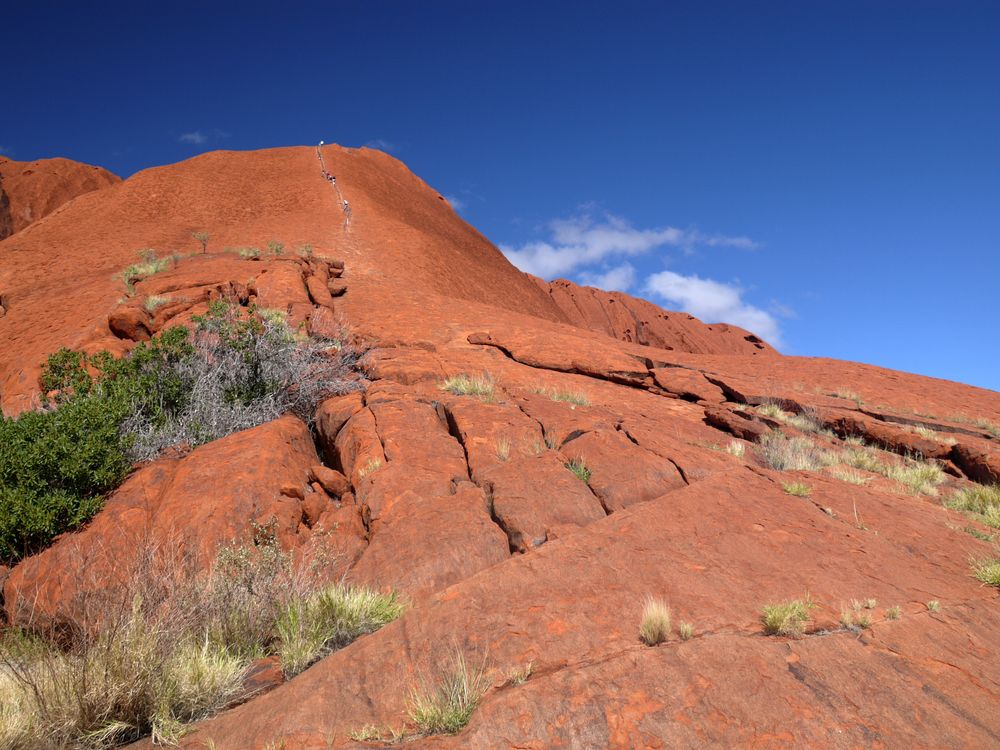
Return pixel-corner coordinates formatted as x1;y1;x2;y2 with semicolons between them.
317;141;351;228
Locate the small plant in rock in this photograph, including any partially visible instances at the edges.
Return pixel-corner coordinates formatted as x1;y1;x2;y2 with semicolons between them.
761;597;814;637
266;240;284;256
972;555;1000;587
238;246;261;258
678;621;694;641
782;482;812;497
505;662;534;686
297;244;314;258
725;440;746;457
927;600;941;612
358;458;382;479
118;249;171;293
884;458;946;496
440;373;496;401
886;605;902;620
757;432;836;471
407;652;490;735
533;387;589;407
564;457;591;483
495;435;511;461
193;231;210;253
143;295;169;313
639;597;671;646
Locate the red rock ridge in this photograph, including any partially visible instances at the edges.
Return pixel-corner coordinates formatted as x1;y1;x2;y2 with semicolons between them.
533;275;777;355
0;156;120;240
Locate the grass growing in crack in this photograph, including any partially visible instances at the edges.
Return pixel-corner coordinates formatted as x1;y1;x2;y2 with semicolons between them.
358;458;382;479
564;458;591;483
927;600;941;612
237;246;261;258
761;597;814;637
407;652;490;735
757;432;837;471
638;598;671;646
945;414;1000;438
143;295;169;313
275;585;404;677
911;425;957;445
782;482;812;497
972;555;1000;587
678;622;694;640
534;387;589;407
725;440;746;457
947;484;1000;529
495;435;511;461
440;373;496;401
505;662;533;686
754;403;830;435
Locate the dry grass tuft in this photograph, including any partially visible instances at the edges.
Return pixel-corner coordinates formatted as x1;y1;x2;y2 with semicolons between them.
782;482;812;497
947;484;1000;529
440;373;496;401
761;597;814;637
639;598;672;646
757;433;837;471
407;652;490;735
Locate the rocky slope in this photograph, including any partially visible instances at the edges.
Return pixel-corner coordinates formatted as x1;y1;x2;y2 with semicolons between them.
1;145;999;749
534;276;776;355
0;155;119;241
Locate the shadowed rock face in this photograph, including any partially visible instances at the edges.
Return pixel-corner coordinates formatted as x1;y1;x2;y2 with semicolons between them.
2;146;1000;749
0;156;120;240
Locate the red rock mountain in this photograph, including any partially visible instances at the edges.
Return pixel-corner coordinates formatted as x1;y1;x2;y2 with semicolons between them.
0;155;120;240
1;146;999;749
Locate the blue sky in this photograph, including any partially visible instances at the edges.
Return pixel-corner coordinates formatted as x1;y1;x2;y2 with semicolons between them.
5;1;999;390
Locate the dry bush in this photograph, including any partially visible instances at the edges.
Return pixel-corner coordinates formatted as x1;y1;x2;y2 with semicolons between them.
0;529;400;748
757;432;836;471
639;598;671;646
407;651;491;735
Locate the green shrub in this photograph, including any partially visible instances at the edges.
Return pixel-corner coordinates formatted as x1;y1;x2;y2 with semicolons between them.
0;304;355;564
564;458;591;482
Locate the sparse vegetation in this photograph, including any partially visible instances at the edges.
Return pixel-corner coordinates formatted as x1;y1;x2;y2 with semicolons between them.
911;425;957;445
841;444;946;496
886;605;901;620
725;440;746;457
495;435;511;461
358;458;382;479
143;295;169;313
927;600;941;612
118;249;171;293
830;389;863;406
564;457;591;483
505;662;534;686
972;555;1000;587
947;484;1000;529
757;432;836;471
754;402;829;435
297;244;314;257
237;246;261;258
761;597;813;637
266;240;284;256
782;481;812;497
407;652;490;735
533;387;589;407
639;598;671;646
193;231;210;253
678;621;694;640
828;467;871;485
440;373;496;401
0;532;401;748
275;585;404;677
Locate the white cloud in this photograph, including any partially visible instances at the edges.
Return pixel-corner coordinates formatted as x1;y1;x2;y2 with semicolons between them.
444;194;465;211
179;131;207;145
579;263;636;292
501;212;756;278
364;138;396;152
645;270;782;346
